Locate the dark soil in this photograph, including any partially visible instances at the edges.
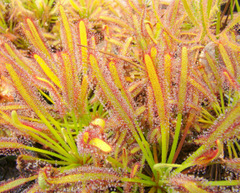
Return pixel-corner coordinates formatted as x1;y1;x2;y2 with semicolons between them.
0;156;19;181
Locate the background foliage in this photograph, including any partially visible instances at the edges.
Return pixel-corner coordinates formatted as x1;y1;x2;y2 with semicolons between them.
0;0;240;192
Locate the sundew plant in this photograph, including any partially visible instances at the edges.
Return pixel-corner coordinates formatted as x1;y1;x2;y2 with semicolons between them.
0;0;240;192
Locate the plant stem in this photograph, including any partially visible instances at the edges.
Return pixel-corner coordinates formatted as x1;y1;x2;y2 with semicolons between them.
168;113;182;163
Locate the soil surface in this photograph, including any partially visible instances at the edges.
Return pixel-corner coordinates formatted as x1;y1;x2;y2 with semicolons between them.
0;156;19;181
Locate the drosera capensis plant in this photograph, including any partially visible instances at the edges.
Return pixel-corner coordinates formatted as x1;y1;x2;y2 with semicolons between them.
0;0;240;192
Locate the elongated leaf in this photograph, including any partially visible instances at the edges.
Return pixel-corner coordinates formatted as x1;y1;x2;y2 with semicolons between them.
222;33;240;51
218;43;235;76
51;172;118;184
199;0;216;42
6;63;50;119
25;18;51;59
34;54;61;88
78;75;88;112
99;16;133;31
128;0;141;15
121;37;133;56
9;111;72;159
182;0;199;27
145;54;168;127
147;86;155;128
89;54;135;129
114;130;127;159
0;176;37;193
144;54;169;162
170;0;181;27
0;140;27;155
169;174;214;193
59;5;75;62
108;61;134;111
183;181;208;193
0;104;28;111
60;52;74;108
151;47;157;61
38;166;120;188
106;37;123;47
0;139;71;162
164;53;171;91
178;47;188;113
223;70;240;90
204;51;222;86
4;43;32;73
188;76;216;102
145;22;157;44
35;76;66;115
79;21;88;74
59;5;80;87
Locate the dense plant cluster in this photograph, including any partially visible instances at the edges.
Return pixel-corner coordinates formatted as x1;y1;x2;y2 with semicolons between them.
0;0;240;192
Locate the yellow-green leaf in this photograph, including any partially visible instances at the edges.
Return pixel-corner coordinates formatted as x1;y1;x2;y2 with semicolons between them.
0;176;37;192
178;47;188;113
164;53;171;91
145;54;169;162
4;43;31;73
26;18;51;59
99;16;133;31
109;61;133;110
89;54;135;130
121;37;133;56
182;0;199;27
34;54;61;88
145;54;167;127
59;5;76;66
145;22;157;44
218;43;235;76
61;52;74;107
188;77;216;102
78;75;88;111
79;21;88;74
6;63;49;119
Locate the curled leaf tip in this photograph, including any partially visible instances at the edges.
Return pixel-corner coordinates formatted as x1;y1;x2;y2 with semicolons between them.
89;138;112;153
91;118;105;129
83;132;89;144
